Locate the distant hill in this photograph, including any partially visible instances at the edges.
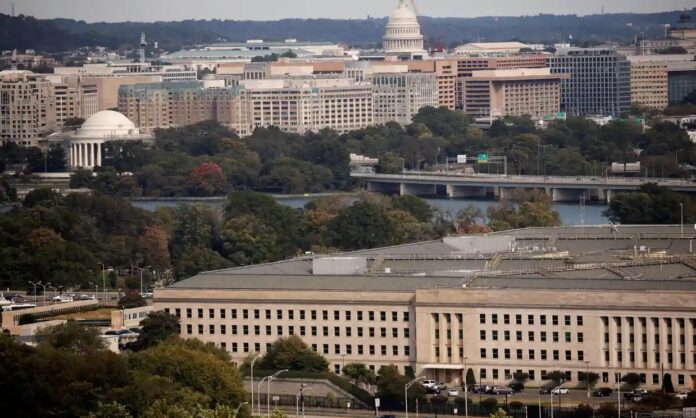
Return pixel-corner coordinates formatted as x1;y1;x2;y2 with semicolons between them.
0;10;690;53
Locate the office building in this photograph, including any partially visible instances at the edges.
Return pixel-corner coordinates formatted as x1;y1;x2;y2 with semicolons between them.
0;70;55;146
460;68;566;118
371;72;438;125
239;78;374;135
156;225;696;391
453;42;536;57
550;48;631;116
382;0;427;59
627;57;669;110
46;75;99;127
668;61;696;105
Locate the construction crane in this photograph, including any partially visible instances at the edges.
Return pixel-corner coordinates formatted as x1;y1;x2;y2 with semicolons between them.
138;33;158;64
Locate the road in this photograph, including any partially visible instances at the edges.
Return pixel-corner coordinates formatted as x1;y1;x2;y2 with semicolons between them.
453;388;622;407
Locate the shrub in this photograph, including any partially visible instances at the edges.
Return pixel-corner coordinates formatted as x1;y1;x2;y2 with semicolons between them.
509;400;524;410
481;398;498;410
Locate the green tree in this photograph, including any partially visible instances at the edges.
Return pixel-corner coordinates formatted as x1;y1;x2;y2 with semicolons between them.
257;335;328;373
86;402;133;418
621;372;641;390
70;167;93;188
391;195;432;223
327;201;397;250
578;372;600;388
663;373;674;393
132;311;180;351
546;371;567;385
342;363;376;385
465;368;477;385
35;320;106;354
605;184;696;224
47;144;67;172
375;365;426;410
480;398;498;410
118;293;147;309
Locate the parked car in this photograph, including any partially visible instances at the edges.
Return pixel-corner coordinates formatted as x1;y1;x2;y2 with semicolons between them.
447;389;459;397
52;295;73;303
435;382;447;390
676;392;690;400
539;386;553;394
624;389;648;400
425;386;440;395
422;380;437;389
490;386;514;395
470;384;487;393
551;387;569;395
592;387;613;397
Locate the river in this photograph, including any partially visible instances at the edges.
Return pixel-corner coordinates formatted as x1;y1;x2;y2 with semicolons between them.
131;195;609;225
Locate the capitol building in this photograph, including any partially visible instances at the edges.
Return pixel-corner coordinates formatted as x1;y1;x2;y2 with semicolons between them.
383;0;427;59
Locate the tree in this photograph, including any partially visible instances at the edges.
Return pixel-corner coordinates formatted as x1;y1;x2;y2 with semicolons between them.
342;363;376;385
46;144;67;172
132;311;180;351
87;402;133;418
327;201;397;250
70;167;93;188
117;293;147;309
663;373;674;393
23;188;62;208
138;225;171;269
391;195;432;223
375;365;426;410
578;372;600;388
25;146;46;173
465;368;477;386
621;372;641;390
546;371;567;385
35;321;106;354
480;398;498;410
257;335;328;373
574;404;594;418
605;184;696;225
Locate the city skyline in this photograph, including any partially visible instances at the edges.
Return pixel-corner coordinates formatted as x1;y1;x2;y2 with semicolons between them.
1;0;694;23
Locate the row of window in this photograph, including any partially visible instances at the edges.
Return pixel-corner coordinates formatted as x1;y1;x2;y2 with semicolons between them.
185;323;410;339
603;332;695;346
480;348;585;362
478;369;688;386
221;340;410;358
479;313;583;326
479;330;583;343
172;307;409;322
603;351;695;367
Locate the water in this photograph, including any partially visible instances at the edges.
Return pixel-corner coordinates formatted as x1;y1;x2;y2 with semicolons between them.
131;195;608;226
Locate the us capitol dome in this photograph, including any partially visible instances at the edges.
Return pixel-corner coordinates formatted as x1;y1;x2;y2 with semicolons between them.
383;0;427;59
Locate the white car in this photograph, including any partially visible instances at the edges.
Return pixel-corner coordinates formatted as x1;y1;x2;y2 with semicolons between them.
422;380;437;389
676;392;689;400
551;387;569;395
447;389;459;397
52;295;74;303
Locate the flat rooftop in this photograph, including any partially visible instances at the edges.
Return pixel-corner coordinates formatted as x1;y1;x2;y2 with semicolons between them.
169;225;696;293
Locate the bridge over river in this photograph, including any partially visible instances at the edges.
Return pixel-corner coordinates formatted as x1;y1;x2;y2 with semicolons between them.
350;171;696;202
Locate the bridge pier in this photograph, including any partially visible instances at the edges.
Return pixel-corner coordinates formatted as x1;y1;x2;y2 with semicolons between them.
551;188;586;202
400;183;437;196
446;185;486;198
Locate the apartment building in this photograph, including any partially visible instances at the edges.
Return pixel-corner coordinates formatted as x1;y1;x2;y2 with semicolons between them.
460;68;566;118
627;58;669;110
549;48;631;116
0;70;55;146
406;60;457;110
156;225;696;391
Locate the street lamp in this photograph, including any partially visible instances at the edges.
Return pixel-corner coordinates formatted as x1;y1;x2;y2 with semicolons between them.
40;282;49;305
296;383;311;418
584;361;591;399
257;376;269;415
267;369;288;417
98;262;106;303
233;401;248;417
250;353;261;416
404;376;424;418
28;281;39;303
131;265;151;295
462;357;469;418
680;203;684;238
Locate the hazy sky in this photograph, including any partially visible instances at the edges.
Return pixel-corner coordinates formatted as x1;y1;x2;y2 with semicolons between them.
1;0;693;22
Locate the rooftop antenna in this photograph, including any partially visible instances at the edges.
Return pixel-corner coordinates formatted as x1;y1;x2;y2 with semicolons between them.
139;33;147;64
11;49;17;70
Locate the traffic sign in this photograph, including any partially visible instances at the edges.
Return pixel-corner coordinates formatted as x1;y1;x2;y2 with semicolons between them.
477;153;489;163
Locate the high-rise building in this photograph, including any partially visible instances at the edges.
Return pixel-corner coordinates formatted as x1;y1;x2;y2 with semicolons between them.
47;75;99;127
627;57;669;110
668;61;696;105
0;70;55;146
460;68;566;118
383;0;427;60
549;48;631;116
371;72;438;125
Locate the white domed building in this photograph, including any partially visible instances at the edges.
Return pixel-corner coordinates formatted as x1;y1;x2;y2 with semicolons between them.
67;110;150;169
383;0;427;59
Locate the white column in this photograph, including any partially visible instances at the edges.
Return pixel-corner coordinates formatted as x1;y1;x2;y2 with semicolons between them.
87;143;93;167
647;317;656;369
686;319;694;370
70;145;74;167
634;317;643;369
609;316;618;367
96;143;102;167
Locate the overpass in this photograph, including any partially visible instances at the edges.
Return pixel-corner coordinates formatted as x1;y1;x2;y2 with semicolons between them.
350;171;696;202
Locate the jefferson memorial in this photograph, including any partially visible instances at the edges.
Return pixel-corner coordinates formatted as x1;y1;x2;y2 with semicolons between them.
66;110;151;169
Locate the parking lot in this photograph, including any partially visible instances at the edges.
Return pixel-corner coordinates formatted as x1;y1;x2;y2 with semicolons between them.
431;388;630;407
